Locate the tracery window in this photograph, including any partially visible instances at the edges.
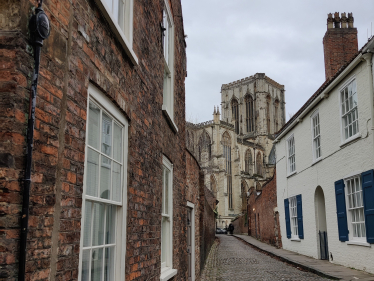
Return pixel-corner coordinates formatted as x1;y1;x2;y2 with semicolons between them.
244;149;252;175
256;152;263;176
198;130;211;162
245;95;254;133
222;132;233;209
232;99;239;134
266;97;271;134
275;100;279;132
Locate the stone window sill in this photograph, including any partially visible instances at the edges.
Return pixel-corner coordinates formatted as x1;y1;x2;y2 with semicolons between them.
160;268;177;281
291;238;301;242
287;171;297;178
94;0;138;65
340;133;361;148
162;106;178;133
346;241;371;247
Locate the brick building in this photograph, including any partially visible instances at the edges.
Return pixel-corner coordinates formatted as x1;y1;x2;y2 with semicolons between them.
246;170;282;248
0;0;208;280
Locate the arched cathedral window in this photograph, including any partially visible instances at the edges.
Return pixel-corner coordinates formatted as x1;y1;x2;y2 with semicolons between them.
245;149;252;175
198;130;211;162
275;100;279;132
245;95;254;133
266;96;271;134
231;99;239;134
241;180;249;212
222;132;233;209
256;152;263;176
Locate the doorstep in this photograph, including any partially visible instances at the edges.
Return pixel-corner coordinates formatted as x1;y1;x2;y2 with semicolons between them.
234;234;374;281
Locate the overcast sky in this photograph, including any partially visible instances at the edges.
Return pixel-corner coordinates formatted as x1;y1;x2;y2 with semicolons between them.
181;0;374;123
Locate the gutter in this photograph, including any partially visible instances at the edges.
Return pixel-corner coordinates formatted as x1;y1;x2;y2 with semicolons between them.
274;53;364;142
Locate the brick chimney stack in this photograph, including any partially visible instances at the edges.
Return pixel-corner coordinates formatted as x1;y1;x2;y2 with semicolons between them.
323;12;358;80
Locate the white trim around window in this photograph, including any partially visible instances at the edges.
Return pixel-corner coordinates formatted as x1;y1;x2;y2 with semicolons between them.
289;196;299;239
78;84;129;281
287;134;296;176
162;0;178;133
160;156;177;281
310;109;322;163
339;77;360;145
186;201;195;281
94;0;138;65
344;174;367;243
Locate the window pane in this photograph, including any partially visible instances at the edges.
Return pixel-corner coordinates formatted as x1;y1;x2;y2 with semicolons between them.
92;203;105;246
81;249;91;281
83;201;92;247
87;149;100;197
100;156;112;199
102;113;112;157
88;102;100;150
164;168;169;215
106;205;116;245
161;217;170;264
112;162;121;202
113;123;122;162
91;248;103;281
104;247;115;281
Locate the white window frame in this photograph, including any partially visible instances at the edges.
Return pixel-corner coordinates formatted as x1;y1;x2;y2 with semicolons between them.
78;84;129;281
287;134;296;176
289;196;299;239
160;156;177;281
344;174;367;244
162;0;178;132
311;110;322;162
94;0;138;64
339;77;360;144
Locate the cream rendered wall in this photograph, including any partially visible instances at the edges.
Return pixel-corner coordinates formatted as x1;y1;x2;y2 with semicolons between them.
276;60;374;273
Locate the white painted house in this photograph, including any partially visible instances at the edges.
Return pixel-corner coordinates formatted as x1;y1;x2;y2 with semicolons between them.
275;13;374;274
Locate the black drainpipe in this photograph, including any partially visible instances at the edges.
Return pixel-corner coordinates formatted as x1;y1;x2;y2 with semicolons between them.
19;1;50;280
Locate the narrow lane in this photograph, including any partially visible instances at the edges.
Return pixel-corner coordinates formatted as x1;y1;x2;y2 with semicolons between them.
202;235;332;281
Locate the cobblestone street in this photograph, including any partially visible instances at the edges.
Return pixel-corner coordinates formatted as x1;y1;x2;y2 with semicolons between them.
201;235;332;281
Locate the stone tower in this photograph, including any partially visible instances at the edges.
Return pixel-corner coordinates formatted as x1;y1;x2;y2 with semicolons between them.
323;12;358;80
186;73;285;229
221;73;286;136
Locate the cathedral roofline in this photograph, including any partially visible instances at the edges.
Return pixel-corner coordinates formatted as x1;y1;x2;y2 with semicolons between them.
221;73;285;91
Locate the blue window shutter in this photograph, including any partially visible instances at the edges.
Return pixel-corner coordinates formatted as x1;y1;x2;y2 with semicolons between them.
362;169;374;244
284;198;291;239
335;179;349;242
296;194;304;239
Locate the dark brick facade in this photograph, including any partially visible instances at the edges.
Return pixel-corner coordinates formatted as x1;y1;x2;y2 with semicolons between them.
186;149;217;279
0;0;191;280
247;170;282;248
323;13;358;80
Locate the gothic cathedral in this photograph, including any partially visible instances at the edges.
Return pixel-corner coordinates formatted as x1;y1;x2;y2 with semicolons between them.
186;73;285;228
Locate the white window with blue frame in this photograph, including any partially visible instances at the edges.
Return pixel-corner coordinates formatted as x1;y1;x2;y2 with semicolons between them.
335;170;374;246
284;194;304;240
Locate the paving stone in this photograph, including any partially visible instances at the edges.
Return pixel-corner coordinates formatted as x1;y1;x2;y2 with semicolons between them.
201;235;332;281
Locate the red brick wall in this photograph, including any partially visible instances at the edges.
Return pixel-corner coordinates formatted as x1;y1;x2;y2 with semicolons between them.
232;214;247;235
323;28;358;80
186;150;202;280
0;0;188;280
248;170;282;248
199;186;216;272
